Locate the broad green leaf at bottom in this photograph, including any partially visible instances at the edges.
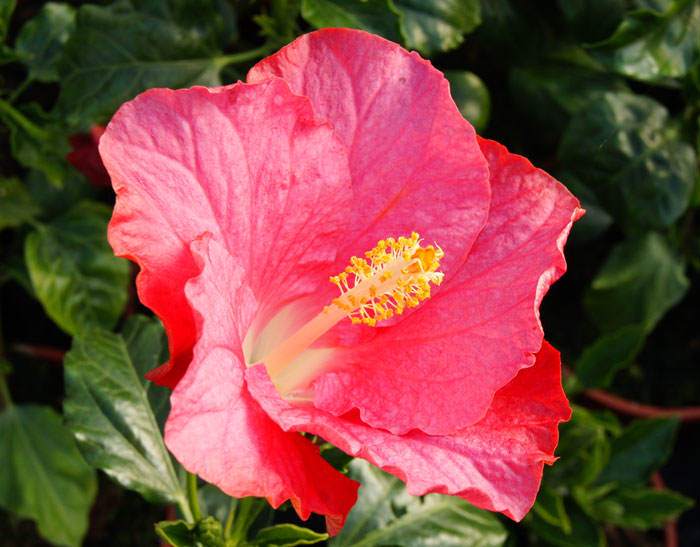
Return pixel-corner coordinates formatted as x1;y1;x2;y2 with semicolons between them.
0;404;96;547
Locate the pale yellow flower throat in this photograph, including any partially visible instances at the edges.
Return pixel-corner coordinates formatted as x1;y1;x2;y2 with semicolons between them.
261;233;444;395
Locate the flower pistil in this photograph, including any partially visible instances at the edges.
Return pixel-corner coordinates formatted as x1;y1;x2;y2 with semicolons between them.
262;233;443;395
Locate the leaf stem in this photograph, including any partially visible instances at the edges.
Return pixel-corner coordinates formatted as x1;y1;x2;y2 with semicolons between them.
0;311;12;409
0;99;50;141
186;472;202;521
228;498;258;542
9;77;34;104
214;43;278;70
223;498;237;539
0;374;12;409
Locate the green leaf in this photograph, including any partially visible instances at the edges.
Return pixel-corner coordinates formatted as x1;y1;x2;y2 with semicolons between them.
301;0;401;41
155;517;226;547
527;502;605;547
0;404;97;547
559;172;614;243
63;327;184;505
24;168;94;218
509;63;628;136
25;200;129;335
558;0;625;42
559;92;697;232
252;524;328;546
392;0;481;56
122;314;170;428
56;0;229;128
200;484;233;524
575;324;646;388
589;486;693;529
254;0;302;45
590;0;700;83
331;460;507;547
597;418;680;485
155;520;196;547
0;101;71;187
0;0;15;42
546;407;618;487
15;2;75;82
444;70;490;131
0;177;39;231
585;233;689;333
532;486;571;533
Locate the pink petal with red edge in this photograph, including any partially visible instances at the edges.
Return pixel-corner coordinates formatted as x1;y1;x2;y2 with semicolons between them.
248;28;491;284
246;341;570;522
165;236;358;534
310;137;584;435
100;80;351;387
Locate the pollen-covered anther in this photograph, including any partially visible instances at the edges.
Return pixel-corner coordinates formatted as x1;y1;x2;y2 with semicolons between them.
330;232;444;326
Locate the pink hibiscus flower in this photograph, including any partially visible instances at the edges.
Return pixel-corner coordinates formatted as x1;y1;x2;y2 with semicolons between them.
100;29;583;534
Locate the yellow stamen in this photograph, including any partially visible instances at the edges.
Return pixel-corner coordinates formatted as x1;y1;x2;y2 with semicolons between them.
260;233;444;394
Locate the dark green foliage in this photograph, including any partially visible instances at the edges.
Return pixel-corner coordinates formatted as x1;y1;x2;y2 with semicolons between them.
0;0;698;545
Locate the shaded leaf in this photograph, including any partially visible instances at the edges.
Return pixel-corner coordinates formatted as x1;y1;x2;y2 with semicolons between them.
155;519;195;547
589;487;693;529
0;101;71;187
527;502;605;547
509;63;628;136
331;460;507;546
532;486;571;533
559;172;613;243
559;92;696;232
200;484;233;524
63;328;184;504
546;407;618;487
56;0;229;128
597;418;680;485
575;324;646;388
590;0;700;83
392;0;481;56
155;517;226;547
24;168;93;218
301;0;401;41
558;0;625;42
15;2;75;82
25;201;129;335
254;0;302;45
0;177;39;231
252;524;328;546
0;404;96;547
585;233;689;333
444;70;490;131
0;0;14;41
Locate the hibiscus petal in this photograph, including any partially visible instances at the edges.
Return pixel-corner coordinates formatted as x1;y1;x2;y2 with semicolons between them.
311;138;584;435
248;28;491;280
247;341;570;522
101;79;352;387
165;236;358;533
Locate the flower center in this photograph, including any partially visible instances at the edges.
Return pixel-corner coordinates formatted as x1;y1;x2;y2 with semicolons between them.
261;232;444;395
